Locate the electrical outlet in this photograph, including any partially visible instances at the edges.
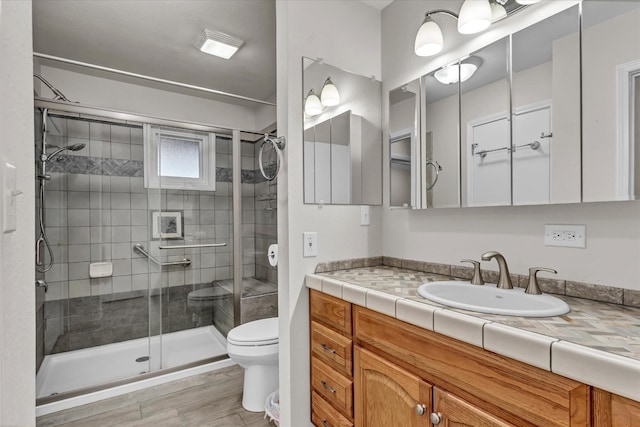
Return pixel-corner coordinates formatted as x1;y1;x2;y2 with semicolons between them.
544;224;586;248
303;232;318;257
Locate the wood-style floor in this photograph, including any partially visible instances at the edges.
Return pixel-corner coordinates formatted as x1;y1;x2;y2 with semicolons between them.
36;365;275;427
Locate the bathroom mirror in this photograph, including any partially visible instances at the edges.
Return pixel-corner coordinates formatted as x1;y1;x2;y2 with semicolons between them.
303;57;383;205
389;80;419;208
511;4;581;205
460;38;511;207
582;0;640;202
421;66;461;208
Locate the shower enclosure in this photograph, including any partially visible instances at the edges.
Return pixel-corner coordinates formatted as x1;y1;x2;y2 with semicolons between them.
33;100;278;407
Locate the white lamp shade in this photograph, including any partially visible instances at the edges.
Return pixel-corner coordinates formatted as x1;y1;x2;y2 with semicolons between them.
516;0;540;4
320;79;340;107
458;0;492;35
414;18;444;57
304;90;323;116
490;2;507;22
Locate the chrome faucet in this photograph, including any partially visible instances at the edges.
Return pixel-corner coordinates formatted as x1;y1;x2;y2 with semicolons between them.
481;251;513;289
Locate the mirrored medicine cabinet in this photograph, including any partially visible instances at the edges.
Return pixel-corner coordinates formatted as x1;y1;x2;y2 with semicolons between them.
390;0;640;209
303;57;382;205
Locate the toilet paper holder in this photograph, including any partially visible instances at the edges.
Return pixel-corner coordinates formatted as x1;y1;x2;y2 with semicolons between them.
268;244;278;267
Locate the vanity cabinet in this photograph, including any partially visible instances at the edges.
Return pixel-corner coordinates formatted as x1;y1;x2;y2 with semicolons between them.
310;290;354;427
354;306;590;427
309;289;640;427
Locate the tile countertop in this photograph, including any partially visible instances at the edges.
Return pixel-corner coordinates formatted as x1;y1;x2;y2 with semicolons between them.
305;266;640;402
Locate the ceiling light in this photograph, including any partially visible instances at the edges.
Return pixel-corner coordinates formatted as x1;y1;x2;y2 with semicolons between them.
434;56;482;85
490;2;507;22
304;89;323;116
458;0;492;34
515;0;540;4
320;77;340;107
196;28;244;59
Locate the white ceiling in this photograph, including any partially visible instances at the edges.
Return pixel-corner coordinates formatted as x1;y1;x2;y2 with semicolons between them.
361;0;394;11
32;0;276;106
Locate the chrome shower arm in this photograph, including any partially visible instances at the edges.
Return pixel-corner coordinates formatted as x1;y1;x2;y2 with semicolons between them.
34;74;72;102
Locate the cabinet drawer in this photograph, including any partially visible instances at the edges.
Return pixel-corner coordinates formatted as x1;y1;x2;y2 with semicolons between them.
312;357;354;418
311;289;352;336
312;391;353;427
312;321;353;376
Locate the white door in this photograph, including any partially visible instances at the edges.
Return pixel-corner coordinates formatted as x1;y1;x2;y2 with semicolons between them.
513;106;551;205
468;117;511;206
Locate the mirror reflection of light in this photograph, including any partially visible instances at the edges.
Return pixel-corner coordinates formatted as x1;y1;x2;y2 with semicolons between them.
320;77;340;107
515;0;540;4
434;56;482;85
304;89;323;116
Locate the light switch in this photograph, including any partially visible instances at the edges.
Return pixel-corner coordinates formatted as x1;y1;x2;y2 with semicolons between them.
360;206;370;226
3;162;20;233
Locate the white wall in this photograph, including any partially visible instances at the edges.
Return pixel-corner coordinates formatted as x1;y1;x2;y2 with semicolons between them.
0;0;36;425
276;1;382;425
39;65;262;132
582;6;640;202
382;0;640;290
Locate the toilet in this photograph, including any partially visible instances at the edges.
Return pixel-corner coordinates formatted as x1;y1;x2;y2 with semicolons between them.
226;317;279;412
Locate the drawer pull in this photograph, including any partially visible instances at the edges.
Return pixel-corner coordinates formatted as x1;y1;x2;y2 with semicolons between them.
321;380;336;393
320;343;336;354
322;419;330;427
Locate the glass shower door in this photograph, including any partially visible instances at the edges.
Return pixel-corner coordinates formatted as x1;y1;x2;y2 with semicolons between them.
145;124;234;373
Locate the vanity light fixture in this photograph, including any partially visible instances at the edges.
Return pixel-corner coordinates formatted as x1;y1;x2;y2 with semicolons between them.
196;28;244;59
304;89;323;116
320;77;340;107
414;0;495;57
490;2;507;22
458;0;492;34
434;56;483;85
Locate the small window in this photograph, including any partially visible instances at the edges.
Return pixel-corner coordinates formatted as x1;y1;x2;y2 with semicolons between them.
144;125;216;191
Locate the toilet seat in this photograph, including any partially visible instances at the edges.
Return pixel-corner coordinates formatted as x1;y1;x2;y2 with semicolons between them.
227;318;278;346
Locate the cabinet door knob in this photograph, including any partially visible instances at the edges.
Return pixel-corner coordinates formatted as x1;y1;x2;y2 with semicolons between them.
415;404;427;415
429;412;442;425
322;419;330;427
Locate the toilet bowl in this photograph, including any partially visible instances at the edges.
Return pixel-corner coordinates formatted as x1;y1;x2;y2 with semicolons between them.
226;317;279;412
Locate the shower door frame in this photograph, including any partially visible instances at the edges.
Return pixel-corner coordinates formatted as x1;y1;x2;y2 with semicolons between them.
34;97;245;402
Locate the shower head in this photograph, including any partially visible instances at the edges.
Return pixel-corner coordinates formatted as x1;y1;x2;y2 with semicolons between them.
46;143;86;161
66;143;86;151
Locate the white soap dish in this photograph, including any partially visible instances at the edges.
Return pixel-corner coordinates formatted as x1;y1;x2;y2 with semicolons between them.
89;262;113;278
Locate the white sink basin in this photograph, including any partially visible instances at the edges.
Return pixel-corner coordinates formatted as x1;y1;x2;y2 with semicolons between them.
417;280;570;317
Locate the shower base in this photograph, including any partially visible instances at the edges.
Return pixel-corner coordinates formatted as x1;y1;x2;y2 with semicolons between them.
36;325;230;416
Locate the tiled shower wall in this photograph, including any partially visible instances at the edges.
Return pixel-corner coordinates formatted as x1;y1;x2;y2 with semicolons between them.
37;114;278;365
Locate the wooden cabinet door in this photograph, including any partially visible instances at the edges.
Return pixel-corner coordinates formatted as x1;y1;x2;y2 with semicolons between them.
354;347;431;427
433;387;515;427
593;388;640;427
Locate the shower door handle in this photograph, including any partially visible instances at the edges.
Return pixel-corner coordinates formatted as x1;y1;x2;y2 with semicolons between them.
159;243;227;250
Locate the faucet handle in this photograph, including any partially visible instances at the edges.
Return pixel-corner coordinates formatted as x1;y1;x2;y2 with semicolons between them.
460;259;484;286
525;267;557;295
